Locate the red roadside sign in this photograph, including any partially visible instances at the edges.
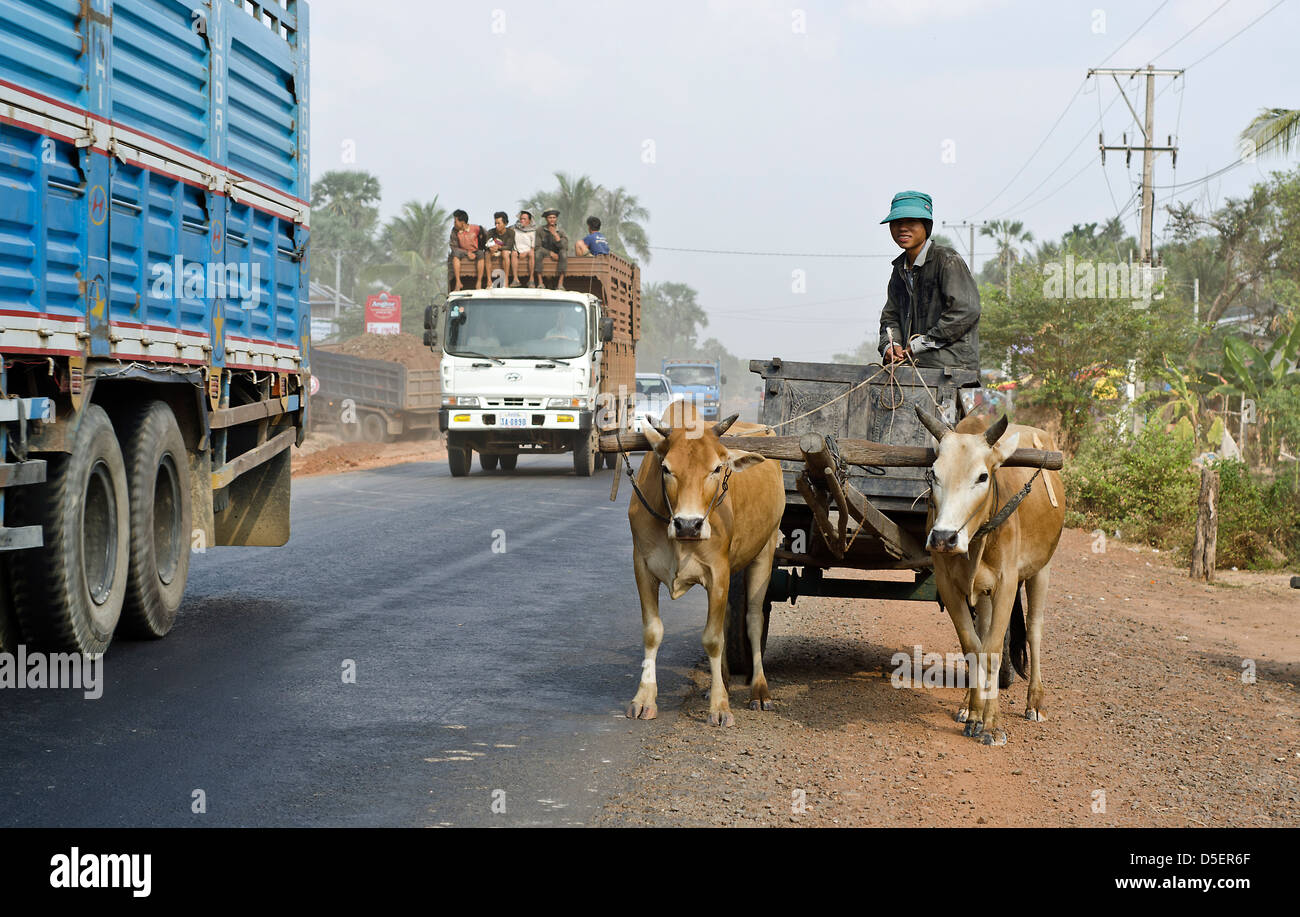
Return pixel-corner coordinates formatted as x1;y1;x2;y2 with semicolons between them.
365;292;401;334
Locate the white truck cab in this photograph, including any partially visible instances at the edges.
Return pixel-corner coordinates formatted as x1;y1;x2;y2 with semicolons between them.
433;288;615;476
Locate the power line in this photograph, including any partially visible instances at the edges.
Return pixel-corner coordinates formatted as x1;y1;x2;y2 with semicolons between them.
1150;0;1233;62
965;0;1171;219
1185;0;1288;69
648;245;896;259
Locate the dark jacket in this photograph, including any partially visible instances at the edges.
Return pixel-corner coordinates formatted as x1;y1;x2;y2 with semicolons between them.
878;243;980;371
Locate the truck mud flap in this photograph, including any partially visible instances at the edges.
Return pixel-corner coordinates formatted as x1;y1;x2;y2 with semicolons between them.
214;449;291;547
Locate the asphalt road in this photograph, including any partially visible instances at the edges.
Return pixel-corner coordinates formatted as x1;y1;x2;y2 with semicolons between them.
0;455;708;827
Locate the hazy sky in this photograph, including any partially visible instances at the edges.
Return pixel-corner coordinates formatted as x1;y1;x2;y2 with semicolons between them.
308;0;1299;367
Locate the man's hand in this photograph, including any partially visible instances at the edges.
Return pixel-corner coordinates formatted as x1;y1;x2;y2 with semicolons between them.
884;343;909;364
467;252;477;261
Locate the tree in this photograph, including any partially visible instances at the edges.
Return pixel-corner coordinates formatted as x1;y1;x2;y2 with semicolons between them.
520;172;602;244
980;219;1035;288
368;198;451;336
311;170;383;305
597;186;651;262
1241;107;1300;160
638;281;707;369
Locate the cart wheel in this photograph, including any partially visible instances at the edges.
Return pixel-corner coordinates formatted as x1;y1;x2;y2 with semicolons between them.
724;570;770;683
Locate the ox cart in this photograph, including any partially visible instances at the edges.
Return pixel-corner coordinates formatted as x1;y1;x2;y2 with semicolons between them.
599;358;1063;684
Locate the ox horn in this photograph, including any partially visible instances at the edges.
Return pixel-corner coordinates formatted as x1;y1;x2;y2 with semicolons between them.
711;413;740;437
984;414;1009;446
913;404;953;441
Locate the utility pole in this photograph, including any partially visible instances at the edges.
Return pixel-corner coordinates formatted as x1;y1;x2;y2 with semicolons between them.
1090;65;1182;264
334;250;342;318
942;220;986;274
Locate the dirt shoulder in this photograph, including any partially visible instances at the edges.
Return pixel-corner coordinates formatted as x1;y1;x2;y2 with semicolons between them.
291;432;447;478
598;528;1300;827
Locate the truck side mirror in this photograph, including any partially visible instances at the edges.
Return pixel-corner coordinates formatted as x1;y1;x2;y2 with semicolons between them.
424;304;438;348
721;374;728;385
599;317;614;343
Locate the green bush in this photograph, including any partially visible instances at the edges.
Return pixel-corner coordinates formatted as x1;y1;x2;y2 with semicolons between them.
1065;424;1199;553
1064;427;1300;570
1215;460;1300;569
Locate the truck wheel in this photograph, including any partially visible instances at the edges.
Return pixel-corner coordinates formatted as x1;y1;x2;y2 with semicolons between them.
448;447;471;477
572;429;597;477
0;558;24;653
361;413;388;442
119;401;191;639
9;404;129;654
498;454;518;472
480;453;499;472
723;570;770;683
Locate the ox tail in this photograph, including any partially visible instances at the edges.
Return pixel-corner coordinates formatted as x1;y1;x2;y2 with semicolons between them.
1009;584;1029;680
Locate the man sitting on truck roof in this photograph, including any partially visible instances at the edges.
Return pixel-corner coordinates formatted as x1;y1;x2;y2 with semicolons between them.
535;209;568;291
484;211;517;288
449;210;487;291
513;210;537;288
576;216;611;256
877;190;980;372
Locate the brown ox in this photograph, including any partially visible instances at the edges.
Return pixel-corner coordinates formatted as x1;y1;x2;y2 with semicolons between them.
915;407;1065;745
627;401;785;726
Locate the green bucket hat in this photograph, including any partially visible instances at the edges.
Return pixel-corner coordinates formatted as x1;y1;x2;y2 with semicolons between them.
880;190;934;224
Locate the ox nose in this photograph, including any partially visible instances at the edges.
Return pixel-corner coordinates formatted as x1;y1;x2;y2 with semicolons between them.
672;516;705;539
928;528;959;551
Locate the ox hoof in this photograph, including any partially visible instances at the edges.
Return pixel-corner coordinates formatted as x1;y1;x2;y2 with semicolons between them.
980;729;1008;747
707;710;735;728
963;720;984;738
626;702;657;720
748;699;776;712
1025;709;1046;722
956;708;970;724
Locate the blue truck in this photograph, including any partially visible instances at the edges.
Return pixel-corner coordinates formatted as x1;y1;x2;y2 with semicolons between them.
661;358;725;421
0;0;311;654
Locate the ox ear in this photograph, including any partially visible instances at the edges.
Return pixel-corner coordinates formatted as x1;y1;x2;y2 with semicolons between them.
726;449;767;472
913;404;953;441
712;413;740;437
990;431;1020;468
984;414;1010;447
643;422;669;455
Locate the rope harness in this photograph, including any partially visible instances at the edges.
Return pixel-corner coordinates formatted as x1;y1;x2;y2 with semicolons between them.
924;466;1043;540
617;431;732;526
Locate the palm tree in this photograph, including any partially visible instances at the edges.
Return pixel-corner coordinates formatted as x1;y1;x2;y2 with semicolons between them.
1241;107;1300;160
367;198;451;334
519;172;601;243
980;219;1035;288
597;186;651;262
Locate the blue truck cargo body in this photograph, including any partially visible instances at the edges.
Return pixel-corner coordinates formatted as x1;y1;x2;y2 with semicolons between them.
0;0;311;654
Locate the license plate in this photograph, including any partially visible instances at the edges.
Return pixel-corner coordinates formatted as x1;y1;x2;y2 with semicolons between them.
500;411;527;428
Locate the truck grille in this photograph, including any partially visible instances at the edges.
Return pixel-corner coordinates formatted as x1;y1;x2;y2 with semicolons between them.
486;398;543;408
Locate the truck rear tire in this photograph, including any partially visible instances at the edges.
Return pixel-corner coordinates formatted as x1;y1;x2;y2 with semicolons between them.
480;453;499;472
119;401;191;639
448;447;471;477
572;429;596;477
0;558;23;653
9;404;129;654
361;412;388;443
498;453;518;472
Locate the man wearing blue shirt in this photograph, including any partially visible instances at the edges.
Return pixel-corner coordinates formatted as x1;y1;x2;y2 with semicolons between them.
576;216;611;256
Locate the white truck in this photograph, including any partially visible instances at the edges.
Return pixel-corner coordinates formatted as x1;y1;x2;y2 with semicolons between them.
429;256;639;476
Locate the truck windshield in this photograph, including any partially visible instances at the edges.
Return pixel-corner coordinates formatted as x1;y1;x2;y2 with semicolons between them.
446;300;588;360
665;366;716;387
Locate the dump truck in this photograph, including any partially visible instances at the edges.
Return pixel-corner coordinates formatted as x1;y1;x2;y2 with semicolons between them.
310;337;440;441
0;0;311;654
662;358;725;421
431;255;639;476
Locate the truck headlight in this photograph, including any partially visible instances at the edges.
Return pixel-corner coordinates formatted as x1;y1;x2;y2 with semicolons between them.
548;397;589;409
443;396;479;407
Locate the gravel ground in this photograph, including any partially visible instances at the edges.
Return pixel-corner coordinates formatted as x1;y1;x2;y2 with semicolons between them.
597;528;1300;827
